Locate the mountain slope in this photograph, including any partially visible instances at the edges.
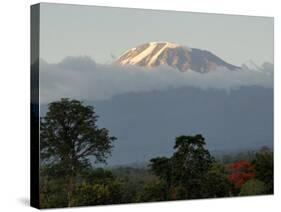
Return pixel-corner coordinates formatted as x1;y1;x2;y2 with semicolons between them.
115;42;240;73
92;86;273;165
40;86;273;165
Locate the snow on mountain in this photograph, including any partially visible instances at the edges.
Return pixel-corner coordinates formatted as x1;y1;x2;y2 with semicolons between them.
117;42;181;66
242;60;273;75
261;62;274;75
242;60;262;71
115;42;240;73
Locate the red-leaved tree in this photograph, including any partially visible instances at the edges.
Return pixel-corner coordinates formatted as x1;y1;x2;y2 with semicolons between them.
227;160;255;188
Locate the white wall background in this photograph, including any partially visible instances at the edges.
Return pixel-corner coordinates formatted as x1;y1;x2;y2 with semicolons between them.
0;0;279;211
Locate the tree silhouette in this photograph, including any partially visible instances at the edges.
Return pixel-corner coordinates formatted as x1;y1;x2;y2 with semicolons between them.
254;148;273;193
150;134;213;199
171;135;213;199
40;98;116;206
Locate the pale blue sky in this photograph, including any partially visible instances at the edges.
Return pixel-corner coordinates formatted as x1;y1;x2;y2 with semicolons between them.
39;3;273;66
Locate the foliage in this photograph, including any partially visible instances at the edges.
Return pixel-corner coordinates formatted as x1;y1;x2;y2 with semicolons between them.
73;181;121;206
40;167;122;208
39;106;274;209
40;98;116;166
81;168;114;184
149;157;172;188
40;99;116;207
136;179;168;202
40;167;68;208
111;167;157;203
149;134;214;199
239;179;267;196
203;163;232;197
254;148;273;193
80;167;122;205
227;160;255;189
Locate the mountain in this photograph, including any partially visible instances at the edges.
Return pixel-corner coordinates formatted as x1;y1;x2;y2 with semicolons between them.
40;85;273;165
242;60;262;72
92;86;273;165
242;60;274;75
115;42;240;73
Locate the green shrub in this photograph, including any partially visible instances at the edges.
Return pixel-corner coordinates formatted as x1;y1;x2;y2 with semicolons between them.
239;179;266;196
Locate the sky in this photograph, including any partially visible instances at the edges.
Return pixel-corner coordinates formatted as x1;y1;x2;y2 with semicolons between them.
39;3;273;66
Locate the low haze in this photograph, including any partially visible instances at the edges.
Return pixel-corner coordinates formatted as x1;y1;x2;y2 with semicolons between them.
39;56;273;103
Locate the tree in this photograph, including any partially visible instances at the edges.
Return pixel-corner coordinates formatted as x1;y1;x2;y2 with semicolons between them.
149;134;214;200
239;179;267;196
148;157;172;200
171;135;213;199
73;168;122;206
39;164;69;208
40;98;116;207
254;148;273;193
227;160;255;190
74;181;121;206
111;167;157;203
136;179;168;202
149;157;172;193
203;163;232;198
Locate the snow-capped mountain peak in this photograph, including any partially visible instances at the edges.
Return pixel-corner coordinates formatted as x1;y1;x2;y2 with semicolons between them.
115;42;240;73
117;42;183;66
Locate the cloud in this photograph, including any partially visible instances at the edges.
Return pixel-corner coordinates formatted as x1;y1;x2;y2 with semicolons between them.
39;56;273;103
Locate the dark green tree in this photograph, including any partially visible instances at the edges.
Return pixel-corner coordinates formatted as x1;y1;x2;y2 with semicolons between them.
171;135;213;199
136;179;168;202
39;165;69;208
74;181;121;206
73;168;122;206
203;163;232;197
149;134;214;200
111;167;157;203
239;179;267;196
254;148;273;193
149;157;172;194
40;98;116;207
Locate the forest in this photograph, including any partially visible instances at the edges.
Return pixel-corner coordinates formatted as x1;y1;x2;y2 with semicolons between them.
39;99;273;208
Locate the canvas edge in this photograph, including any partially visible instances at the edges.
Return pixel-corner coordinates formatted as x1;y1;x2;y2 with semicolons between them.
30;3;40;209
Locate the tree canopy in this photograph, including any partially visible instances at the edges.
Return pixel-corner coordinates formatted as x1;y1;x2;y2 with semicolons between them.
149;134;214;199
40;98;116;206
39;103;274;208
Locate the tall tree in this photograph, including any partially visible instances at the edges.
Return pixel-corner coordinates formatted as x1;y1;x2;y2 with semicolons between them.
171;135;213;199
40;98;116;207
149;134;213;200
203;162;232;197
149;157;172;187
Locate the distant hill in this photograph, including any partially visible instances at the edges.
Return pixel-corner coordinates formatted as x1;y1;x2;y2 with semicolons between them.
86;85;273;165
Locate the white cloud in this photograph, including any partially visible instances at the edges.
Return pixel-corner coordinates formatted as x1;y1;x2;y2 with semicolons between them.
39;56;273;103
